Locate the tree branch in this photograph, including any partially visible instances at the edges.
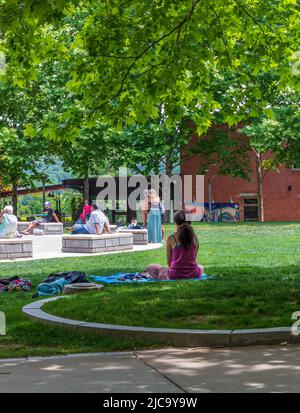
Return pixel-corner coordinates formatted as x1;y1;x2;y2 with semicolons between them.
120;0;201;89
119;0;133;8
174;153;195;168
97;0;201;110
134;58;170;77
232;0;273;53
208;4;233;69
261;166;272;182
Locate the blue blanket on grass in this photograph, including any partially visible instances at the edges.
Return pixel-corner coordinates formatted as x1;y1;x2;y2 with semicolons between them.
36;277;68;296
90;273;214;285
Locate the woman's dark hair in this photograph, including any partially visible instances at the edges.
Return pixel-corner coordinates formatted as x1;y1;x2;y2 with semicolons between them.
174;210;186;226
91;204;98;210
174;210;197;249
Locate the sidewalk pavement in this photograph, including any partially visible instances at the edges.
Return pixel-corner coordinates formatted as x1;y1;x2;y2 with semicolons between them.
0;345;299;393
1;235;162;262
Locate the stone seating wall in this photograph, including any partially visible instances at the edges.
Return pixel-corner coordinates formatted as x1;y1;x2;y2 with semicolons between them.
117;229;148;245
17;222;64;235
0;239;33;259
62;233;133;253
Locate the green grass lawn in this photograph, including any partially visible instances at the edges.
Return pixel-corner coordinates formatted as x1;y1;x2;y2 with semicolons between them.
0;222;300;358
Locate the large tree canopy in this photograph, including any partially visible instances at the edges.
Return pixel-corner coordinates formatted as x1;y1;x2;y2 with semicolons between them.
0;74;57;212
0;0;299;139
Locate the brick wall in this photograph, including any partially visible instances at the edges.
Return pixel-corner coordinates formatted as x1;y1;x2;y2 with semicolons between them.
181;132;300;222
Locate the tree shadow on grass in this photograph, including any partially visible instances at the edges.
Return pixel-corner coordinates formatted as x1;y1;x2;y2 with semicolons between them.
39;263;300;329
1;263;300;358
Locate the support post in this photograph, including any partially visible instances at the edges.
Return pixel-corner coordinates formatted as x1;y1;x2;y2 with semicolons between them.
208;178;212;223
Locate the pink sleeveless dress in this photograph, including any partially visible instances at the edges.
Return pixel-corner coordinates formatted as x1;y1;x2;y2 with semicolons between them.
167;235;203;280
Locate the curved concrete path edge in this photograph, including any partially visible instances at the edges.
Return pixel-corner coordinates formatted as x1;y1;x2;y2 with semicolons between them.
23;297;300;348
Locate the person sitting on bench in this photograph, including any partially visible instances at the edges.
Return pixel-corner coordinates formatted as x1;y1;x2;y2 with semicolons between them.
0;206;18;239
70;204;110;235
147;210;204;280
99;208;111;234
22;202;60;235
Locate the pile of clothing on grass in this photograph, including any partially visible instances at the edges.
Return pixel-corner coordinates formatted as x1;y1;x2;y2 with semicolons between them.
33;271;89;298
0;276;32;293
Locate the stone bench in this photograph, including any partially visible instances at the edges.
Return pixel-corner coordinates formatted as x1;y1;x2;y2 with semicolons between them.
109;225;117;233
117;229;148;245
62;233;133;254
0;238;33;259
18;222;64;235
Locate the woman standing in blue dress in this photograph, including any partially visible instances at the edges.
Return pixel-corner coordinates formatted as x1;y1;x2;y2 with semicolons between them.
147;189;163;243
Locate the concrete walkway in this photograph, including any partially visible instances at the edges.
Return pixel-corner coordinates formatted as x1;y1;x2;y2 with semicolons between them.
1;235;162;262
0;345;299;393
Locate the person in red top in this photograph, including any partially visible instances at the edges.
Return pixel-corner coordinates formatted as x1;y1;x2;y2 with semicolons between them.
147;210;204;280
81;199;92;223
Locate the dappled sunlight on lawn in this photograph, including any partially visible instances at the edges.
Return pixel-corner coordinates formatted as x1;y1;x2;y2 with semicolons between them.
1;222;300;357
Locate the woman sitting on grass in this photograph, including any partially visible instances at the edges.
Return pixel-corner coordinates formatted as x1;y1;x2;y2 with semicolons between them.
147;210;204;280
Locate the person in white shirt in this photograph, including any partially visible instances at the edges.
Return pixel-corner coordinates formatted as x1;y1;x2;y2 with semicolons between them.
71;204;110;235
96;208;111;233
0;205;18;238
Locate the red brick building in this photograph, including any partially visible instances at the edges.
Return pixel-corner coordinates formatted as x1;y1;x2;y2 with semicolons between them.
181;133;300;222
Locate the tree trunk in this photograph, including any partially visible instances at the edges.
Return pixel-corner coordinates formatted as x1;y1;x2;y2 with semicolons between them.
166;156;173;177
255;151;264;222
42;180;46;212
208;178;212;223
164;154;173;223
12;181;18;217
83;178;89;203
83;160;91;203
